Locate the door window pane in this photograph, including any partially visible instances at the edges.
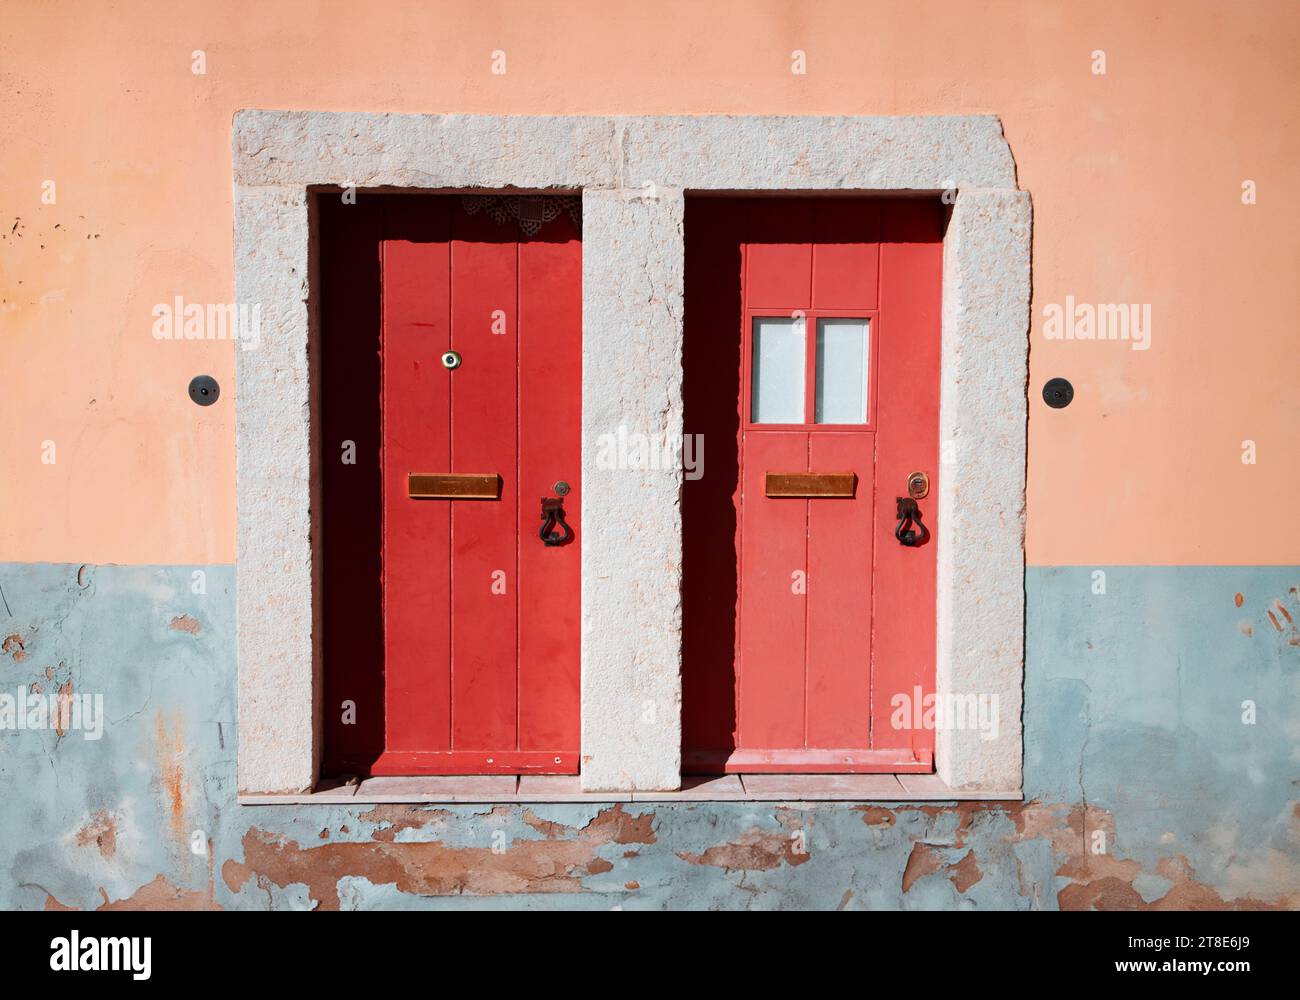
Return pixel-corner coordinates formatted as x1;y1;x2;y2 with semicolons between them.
814;318;869;423
751;316;805;423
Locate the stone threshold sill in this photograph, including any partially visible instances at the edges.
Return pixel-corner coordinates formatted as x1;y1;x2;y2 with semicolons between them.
238;773;1023;805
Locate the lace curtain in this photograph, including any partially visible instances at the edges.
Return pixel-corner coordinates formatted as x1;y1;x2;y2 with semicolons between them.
460;194;581;237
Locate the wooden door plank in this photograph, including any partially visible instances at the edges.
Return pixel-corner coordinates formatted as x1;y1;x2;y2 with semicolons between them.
449;209;519;751
382;225;452;753
736;430;809;750
872;200;943;756
806;432;875;748
517;211;583;756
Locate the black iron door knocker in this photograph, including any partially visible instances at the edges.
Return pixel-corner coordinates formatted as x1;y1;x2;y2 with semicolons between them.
539;497;574;547
895;496;929;547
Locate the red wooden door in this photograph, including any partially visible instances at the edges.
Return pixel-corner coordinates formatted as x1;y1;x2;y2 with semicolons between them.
327;194;581;776
682;197;941;773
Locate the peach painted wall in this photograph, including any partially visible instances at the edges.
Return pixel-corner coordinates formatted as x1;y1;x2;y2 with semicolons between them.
1;0;1297;567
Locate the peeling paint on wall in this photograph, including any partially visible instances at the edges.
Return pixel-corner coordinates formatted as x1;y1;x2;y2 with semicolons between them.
0;564;1297;909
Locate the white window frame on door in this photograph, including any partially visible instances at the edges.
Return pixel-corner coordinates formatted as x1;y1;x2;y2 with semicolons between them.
232;112;1031;798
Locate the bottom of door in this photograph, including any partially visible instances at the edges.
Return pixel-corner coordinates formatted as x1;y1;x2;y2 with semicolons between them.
330;750;579;777
683;748;934;775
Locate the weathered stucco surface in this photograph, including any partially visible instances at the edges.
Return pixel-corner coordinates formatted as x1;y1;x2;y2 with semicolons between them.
5;2;1297;581
231;112;1028;793
3;563;1295;910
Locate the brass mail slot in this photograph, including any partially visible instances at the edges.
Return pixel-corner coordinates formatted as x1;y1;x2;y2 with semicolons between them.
765;472;857;498
408;473;501;500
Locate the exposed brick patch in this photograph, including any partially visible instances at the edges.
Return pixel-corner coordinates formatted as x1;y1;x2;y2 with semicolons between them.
901;843;946;893
678;829;809;872
222;805;654;909
75;810;118;861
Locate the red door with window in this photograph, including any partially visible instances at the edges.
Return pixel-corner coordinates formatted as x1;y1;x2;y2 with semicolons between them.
683;197;941;773
321;194;581;776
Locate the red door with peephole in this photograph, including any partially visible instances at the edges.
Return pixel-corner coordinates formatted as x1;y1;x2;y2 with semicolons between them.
322;194;581;777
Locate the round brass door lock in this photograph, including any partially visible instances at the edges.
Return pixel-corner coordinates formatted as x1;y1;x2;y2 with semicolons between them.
441;350;462;369
907;471;930;499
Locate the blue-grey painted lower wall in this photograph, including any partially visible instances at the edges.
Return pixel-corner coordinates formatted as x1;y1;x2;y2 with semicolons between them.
0;563;1296;909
